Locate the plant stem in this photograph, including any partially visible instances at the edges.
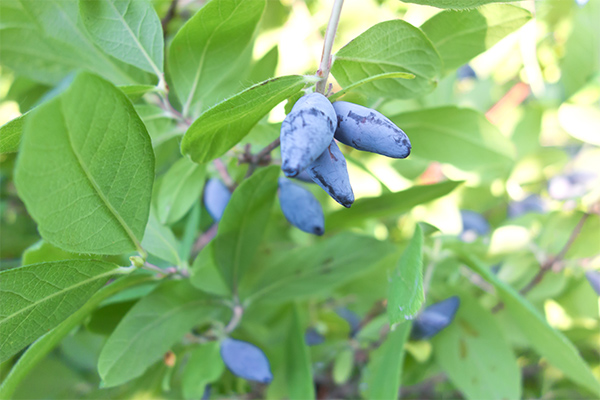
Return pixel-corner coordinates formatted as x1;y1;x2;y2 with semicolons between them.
224;303;244;334
519;213;589;295
161;0;179;37
213;158;235;189
192;223;219;256
315;0;344;94
244;137;281;178
492;212;590;312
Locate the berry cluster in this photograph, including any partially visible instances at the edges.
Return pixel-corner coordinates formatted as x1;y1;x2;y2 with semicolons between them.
278;92;412;235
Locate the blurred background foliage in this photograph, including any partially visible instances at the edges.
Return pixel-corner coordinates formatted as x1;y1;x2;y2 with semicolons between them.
0;0;599;399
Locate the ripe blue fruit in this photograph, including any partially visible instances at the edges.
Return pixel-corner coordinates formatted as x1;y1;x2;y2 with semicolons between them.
306;141;354;208
411;296;460;340
457;64;477;81
278;177;325;235
220;338;273;384
203;178;231;222
508;195;546;218
548;171;597;200
585;271;600;296
293;169;315;184
335;307;361;336
460;210;489;242
304;328;325;346
280;93;336;177
332;101;411;159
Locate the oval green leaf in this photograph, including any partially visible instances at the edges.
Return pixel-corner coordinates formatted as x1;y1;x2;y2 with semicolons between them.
181;75;311;163
331;20;441;98
388;224;424;324
98;280;224;387
421;5;531;72
15;72;154;255
168;0;266;116
0;260;126;362
80;0;164;76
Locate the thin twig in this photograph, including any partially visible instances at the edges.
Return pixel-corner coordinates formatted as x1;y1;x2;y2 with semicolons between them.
315;0;345;94
192;223;219;256
242;137;281;178
213;159;235;189
492;213;590;312
519;213;590;295
224;303;244;334
161;0;179;37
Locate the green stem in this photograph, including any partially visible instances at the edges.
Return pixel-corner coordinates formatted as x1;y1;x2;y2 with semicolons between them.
0;274;156;399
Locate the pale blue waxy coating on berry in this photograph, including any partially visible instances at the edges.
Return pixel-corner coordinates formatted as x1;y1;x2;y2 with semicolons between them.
278;177;325;236
203;178;231;222
220;338;273;384
280;93;337;177
586;271;600;296
306;140;354;208
460;210;490;236
332;101;411;159
411;296;460;340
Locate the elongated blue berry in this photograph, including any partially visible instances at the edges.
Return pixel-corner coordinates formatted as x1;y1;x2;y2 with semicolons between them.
203;178;231;221
278;177;324;235
306;141;354;208
220;338;273;384
411;296;460;340
460;210;489;242
333;101;411;159
586;271;600;296
280;93;336;177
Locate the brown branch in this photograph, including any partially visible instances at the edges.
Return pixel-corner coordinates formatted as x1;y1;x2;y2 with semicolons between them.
161;0;179;37
519;213;589;296
492;213;590;313
191;223;219;256
240;137;281;178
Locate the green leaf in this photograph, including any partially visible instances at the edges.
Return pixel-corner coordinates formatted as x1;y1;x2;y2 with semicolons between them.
118;84;156;101
433;293;521;400
0;274;153;399
168;0;266;116
0;260;127;362
361;322;411;400
286;305;315;400
400;0;519;9
15;72;154;255
0;0;137;85
181;75;312;164
333;348;354;384
328;72;415;102
331;20;441;98
421;5;531;72
326;181;463;230
182;341;225;400
460;254;600;396
388;225;424;324
214;166;279;291
98;280;225;387
190;241;231;297
80;0;164;76
560;0;600;97
141;212;182;266
247;46;279;85
245;233;395;303
22;240;91;265
390;107;515;172
0;114;24;153
157;157;206;225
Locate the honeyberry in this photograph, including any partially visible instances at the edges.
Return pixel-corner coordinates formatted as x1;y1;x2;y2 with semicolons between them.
220;338;273;384
280;93;336;177
306;140;354;208
278;177;325;235
332;101;411;159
